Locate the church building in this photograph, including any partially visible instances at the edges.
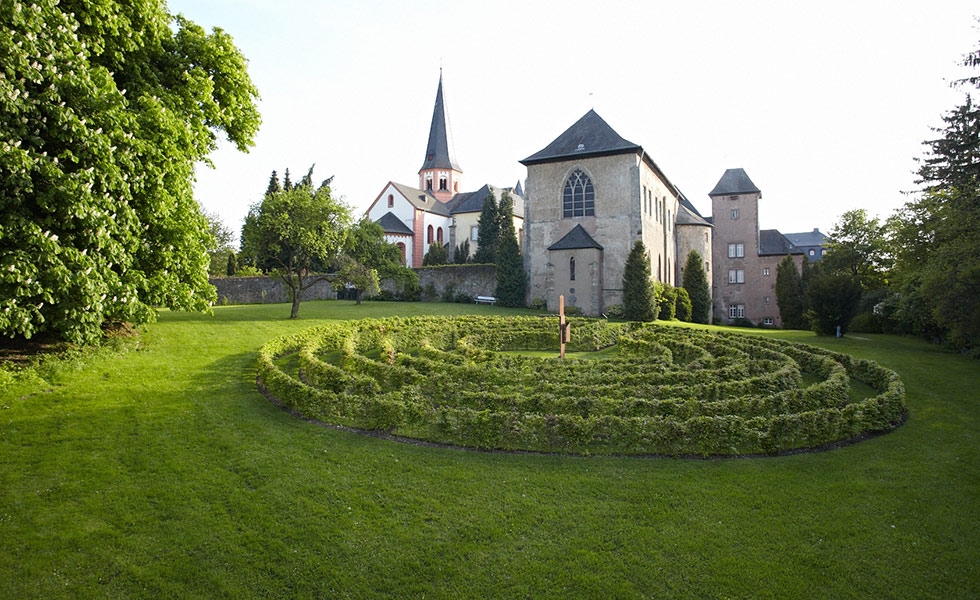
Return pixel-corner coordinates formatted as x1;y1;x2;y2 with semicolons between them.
365;74;523;267
520;110;711;315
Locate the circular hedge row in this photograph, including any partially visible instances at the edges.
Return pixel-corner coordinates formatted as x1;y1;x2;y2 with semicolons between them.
257;316;906;456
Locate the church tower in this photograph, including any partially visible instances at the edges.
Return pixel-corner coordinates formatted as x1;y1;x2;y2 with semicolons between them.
418;71;462;203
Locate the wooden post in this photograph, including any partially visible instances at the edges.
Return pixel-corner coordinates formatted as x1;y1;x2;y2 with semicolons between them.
559;295;566;360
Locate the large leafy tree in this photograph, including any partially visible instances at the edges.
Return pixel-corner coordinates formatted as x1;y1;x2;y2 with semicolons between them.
622;241;655;322
240;169;352;319
823;209;891;290
472;192;500;264
804;265;863;336
343;220;417;301
775;255;806;329
0;1;260;344
890;33;980;352
681;251;711;324
494;192;526;307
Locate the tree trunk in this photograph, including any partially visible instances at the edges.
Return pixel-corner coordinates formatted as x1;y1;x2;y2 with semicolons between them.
355;289;362;305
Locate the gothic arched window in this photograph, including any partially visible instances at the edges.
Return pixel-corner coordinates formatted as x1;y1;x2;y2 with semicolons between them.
563;169;595;218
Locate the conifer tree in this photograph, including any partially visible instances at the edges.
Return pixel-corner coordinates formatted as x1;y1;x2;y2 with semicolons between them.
622;241;656;321
454;239;470;264
682;251;711;324
776;254;806;329
473;192;500;263
494;192;526;307
266;170;281;195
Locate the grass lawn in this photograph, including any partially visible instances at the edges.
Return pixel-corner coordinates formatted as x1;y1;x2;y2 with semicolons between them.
1;300;978;598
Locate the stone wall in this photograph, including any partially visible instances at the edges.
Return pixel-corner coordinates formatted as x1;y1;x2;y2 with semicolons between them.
416;264;497;301
211;276;336;305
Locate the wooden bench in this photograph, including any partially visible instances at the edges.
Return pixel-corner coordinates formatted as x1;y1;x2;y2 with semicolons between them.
475;295;497;305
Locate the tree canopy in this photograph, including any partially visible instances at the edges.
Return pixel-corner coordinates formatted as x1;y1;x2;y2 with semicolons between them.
889;32;980;352
775;255;806;330
240;169;352;319
0;0;260;343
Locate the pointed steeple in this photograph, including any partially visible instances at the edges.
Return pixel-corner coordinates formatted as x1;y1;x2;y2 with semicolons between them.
420;71;461;172
418;71;463;202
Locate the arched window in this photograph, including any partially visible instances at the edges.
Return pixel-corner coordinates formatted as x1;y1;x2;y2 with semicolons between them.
427;225;434;244
437;227;443;244
396;242;406;265
563;169;595;218
387;194;394;208
569;256;576;281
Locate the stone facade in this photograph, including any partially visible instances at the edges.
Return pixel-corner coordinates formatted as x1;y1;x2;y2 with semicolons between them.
416;265;496;300
521;110;709;316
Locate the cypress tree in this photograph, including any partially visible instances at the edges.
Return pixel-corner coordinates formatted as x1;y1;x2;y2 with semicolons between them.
494;192;526;307
226;252;238;276
682;251;711;324
622;241;656;321
776;254;806;329
473;192;500;264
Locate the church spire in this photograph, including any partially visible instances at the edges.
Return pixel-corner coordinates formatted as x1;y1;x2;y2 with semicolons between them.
419;71;462;202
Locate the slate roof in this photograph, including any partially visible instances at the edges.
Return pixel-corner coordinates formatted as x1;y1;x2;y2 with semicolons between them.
709;168;761;196
521;109;641;165
445;183;525;218
676;201;712;226
548;224;604;251
759;229;803;256
784;229;828;247
389;182;450;216
418;73;462;173
375;211;413;235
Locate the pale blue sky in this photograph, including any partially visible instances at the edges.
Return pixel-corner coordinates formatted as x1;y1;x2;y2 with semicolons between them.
168;0;978;238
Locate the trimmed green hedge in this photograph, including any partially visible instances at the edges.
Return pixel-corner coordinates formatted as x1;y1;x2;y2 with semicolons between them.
257;317;907;456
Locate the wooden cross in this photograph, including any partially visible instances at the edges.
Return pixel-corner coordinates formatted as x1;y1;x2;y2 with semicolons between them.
559;295;570;359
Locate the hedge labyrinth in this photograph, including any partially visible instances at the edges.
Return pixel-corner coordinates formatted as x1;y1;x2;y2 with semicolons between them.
258;316;907;456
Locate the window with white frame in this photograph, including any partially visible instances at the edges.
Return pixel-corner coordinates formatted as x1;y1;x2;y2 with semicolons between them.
728;269;744;284
471;226;478;241
729;304;745;319
763;317;774;326
731;208;739;220
763;267;770;276
728;243;745;259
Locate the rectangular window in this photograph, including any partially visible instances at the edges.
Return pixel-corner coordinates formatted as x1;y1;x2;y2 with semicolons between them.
731;209;739;220
737;305;745;318
728;243;745;259
763;317;774;326
763;267;770;276
730;269;744;284
728;244;736;258
729;305;737;319
471;226;478;241
729;269;737;283
764;296;770;304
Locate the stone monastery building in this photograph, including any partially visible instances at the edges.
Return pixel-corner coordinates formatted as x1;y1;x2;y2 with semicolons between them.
368;74;824;327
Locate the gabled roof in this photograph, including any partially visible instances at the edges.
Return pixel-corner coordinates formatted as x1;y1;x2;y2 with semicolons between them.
389;182;451;216
709;168;761;196
445;184;525;218
419;72;461;173
514;180;524;198
521;109;641;166
375;211;413;235
784;229;828;247
676;201;712;227
548;224;604;251
759;229;803;256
